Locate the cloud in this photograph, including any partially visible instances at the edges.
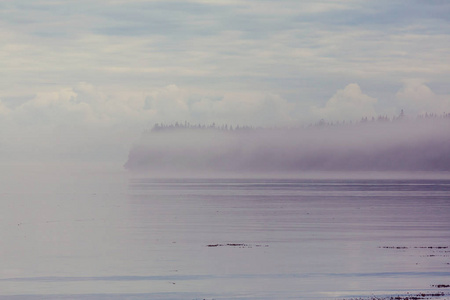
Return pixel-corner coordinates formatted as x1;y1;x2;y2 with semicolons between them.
189;92;296;126
1;78;449;164
0;83;298;162
0;83;152;162
312;83;378;122
5;83;296;132
1;1;449;167
143;85;296;126
14;85;98;127
3;0;450;101
396;79;450;115
4;77;450;162
0;100;11;115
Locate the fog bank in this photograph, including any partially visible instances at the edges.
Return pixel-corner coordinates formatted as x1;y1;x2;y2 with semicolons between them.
125;118;450;174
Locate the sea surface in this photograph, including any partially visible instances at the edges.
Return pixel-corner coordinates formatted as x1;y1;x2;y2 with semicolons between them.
1;164;450;299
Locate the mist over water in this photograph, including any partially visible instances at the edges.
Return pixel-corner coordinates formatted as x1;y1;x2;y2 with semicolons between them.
125;118;450;174
3;119;450;299
2;167;449;299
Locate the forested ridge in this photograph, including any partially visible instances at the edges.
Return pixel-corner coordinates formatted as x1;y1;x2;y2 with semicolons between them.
125;113;450;172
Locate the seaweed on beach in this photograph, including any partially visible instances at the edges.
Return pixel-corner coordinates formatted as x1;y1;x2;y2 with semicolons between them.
343;292;448;300
379;247;449;250
379;246;450;264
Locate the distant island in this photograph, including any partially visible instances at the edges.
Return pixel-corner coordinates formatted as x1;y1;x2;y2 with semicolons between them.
124;113;450;173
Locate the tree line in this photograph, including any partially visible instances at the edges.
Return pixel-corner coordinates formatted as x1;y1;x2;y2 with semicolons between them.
146;111;450;134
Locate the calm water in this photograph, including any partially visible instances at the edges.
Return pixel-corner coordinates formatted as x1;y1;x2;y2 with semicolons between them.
1;165;450;299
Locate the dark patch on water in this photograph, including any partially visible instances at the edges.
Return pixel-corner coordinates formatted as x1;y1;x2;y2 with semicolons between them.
206;243;269;248
380;247;449;249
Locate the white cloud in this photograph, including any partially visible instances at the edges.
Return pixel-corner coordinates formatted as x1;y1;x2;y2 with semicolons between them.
6;83;296;132
143;85;295;126
312;83;378;122
0;100;11;116
0;1;449;166
14;86;97;127
2;0;450;112
396;79;450;115
191;92;295;126
0;83;299;162
2;79;449;163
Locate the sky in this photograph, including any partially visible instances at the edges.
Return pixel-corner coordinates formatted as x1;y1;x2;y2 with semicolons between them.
1;0;450;163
